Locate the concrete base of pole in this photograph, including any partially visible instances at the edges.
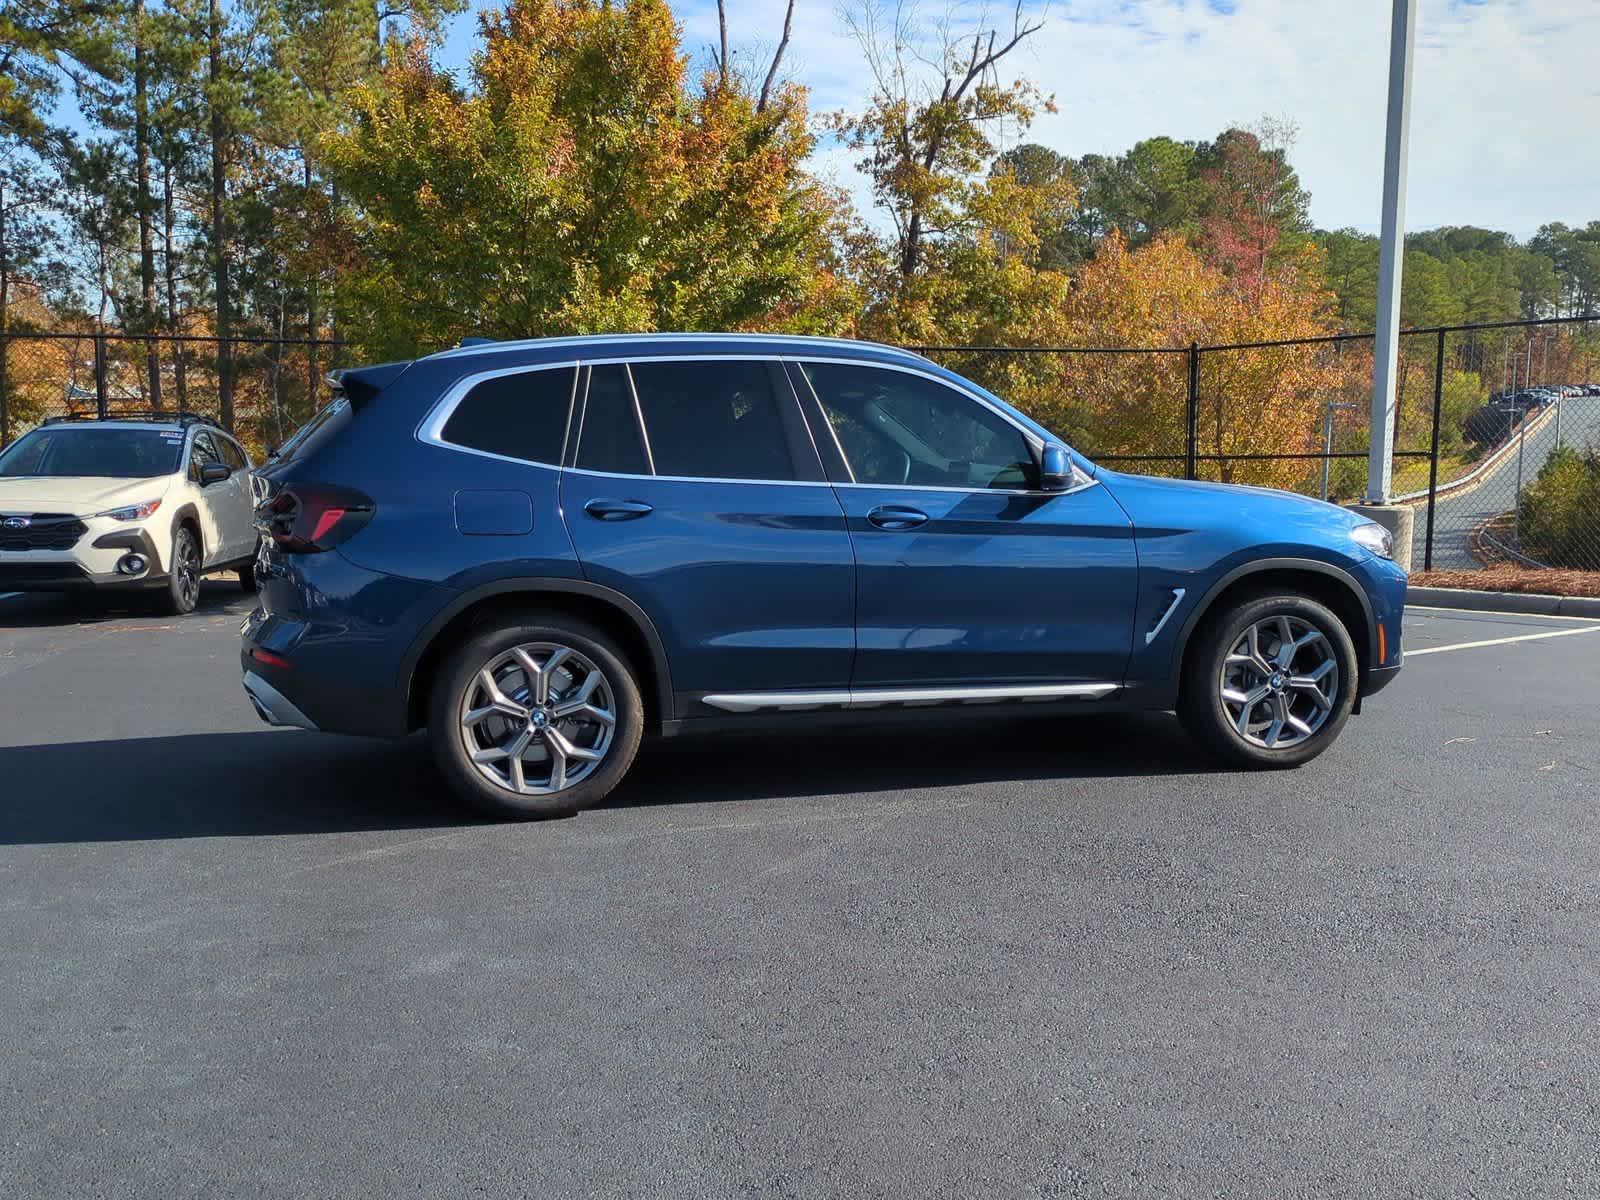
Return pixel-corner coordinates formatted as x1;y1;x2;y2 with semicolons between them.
1347;503;1415;573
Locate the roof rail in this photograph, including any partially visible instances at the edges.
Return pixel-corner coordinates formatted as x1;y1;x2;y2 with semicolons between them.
43;409;224;430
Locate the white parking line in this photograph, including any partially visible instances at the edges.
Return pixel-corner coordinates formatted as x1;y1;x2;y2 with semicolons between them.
1408;625;1600;657
1407;604;1600;622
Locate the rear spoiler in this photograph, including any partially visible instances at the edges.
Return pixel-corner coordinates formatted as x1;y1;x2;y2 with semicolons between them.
325;360;411;410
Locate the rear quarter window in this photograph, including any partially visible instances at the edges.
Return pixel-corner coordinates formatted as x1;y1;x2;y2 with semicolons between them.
440;367;576;465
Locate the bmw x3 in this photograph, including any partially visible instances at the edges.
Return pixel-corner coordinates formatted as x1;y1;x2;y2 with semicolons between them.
242;334;1406;818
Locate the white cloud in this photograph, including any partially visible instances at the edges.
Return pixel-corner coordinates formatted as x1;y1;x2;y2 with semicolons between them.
441;0;1600;238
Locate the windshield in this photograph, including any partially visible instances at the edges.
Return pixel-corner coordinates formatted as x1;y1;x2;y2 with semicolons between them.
0;427;187;479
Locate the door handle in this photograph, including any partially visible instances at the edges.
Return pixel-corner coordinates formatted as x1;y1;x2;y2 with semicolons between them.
584;498;654;521
866;504;929;531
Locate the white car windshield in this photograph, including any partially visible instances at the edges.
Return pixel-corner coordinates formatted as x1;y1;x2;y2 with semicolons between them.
0;428;187;479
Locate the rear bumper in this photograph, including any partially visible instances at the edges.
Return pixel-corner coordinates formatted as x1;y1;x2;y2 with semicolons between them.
242;670;319;730
238;550;449;738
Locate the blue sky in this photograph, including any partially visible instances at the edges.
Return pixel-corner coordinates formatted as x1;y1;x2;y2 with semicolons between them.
437;0;1600;240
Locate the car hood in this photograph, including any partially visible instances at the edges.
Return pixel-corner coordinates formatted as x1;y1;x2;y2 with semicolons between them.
0;476;171;517
1099;470;1370;540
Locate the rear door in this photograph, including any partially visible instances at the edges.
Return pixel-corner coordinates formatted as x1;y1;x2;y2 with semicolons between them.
559;357;855;713
790;358;1138;690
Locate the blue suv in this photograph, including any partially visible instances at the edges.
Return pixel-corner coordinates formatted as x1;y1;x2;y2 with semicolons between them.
242;334;1406;818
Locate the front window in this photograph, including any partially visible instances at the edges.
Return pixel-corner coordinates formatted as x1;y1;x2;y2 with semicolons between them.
0;427;187;479
797;362;1035;490
188;431;222;483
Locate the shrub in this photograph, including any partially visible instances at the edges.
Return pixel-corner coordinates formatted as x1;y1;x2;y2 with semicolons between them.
1518;445;1600;569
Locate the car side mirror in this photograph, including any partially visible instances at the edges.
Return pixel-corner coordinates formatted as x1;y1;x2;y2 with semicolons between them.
1038;442;1071;492
200;462;232;485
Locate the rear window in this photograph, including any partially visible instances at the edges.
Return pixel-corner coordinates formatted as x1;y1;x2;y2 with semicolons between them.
272;396;350;464
630;360;797;481
0;427;186;479
440;367;575;465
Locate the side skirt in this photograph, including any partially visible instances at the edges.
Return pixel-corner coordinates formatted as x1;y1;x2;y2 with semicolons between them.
698;681;1119;714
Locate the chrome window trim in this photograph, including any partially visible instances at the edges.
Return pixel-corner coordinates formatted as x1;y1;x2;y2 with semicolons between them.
564;466;835;488
416;359;578;469
700;681;1120;713
417;352;1098;497
619;362;658;475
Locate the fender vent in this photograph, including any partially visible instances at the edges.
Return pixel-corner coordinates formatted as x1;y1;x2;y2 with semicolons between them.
1145;588;1186;644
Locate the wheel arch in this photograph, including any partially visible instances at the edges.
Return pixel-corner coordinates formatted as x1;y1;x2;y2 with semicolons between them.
1170;558;1376;700
401;578;674;734
168;502;204;561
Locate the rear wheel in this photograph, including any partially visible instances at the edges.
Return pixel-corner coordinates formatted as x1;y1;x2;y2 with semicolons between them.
238;546;259;593
1178;591;1357;769
428;614;644;819
162;526;202;615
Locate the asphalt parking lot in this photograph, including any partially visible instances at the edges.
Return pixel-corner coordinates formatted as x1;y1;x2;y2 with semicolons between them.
4;586;1600;1197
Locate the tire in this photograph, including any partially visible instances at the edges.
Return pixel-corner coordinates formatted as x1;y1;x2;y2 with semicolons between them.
428;613;644;820
238;548;259;593
1178;590;1358;769
162;525;202;616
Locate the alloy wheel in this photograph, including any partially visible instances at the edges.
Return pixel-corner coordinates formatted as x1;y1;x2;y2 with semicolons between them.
176;535;200;609
1218;614;1339;750
457;642;617;795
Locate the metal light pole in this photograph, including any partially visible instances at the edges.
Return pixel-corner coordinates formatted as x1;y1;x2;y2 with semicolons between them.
1365;0;1416;504
1514;411;1528;549
1321;400;1358;502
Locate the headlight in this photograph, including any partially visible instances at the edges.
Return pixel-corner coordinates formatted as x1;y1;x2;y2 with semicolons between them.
98;499;162;522
1351;521;1394;559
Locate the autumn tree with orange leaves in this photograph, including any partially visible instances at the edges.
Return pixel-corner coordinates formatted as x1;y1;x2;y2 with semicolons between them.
324;0;855;358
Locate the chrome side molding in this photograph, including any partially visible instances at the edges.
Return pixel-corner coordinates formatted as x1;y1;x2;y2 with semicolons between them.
699;681;1119;714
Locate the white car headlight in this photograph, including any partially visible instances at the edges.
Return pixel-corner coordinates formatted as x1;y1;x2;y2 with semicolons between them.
98;499;163;522
1351;521;1394;559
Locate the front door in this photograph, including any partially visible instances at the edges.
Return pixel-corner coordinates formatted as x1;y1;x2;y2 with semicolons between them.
559;358;856;713
791;358;1138;689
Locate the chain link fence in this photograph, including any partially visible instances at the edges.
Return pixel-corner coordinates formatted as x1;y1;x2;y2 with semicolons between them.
3;319;1596;573
0;332;350;461
919;315;1600;573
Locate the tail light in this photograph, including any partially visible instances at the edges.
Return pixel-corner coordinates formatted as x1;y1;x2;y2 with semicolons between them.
257;483;375;553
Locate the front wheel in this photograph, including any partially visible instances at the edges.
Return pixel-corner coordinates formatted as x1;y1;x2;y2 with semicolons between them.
428;614;644;819
1178;591;1358;769
161;526;202;615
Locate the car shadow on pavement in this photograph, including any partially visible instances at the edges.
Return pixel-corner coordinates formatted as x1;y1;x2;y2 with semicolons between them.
0;712;1211;845
0;581;247;629
0;731;464;845
606;711;1209;813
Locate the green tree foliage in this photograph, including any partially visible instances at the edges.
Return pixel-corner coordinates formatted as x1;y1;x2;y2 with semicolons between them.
1530;222;1600;318
326;0;846;358
1519;445;1600;569
1311;226;1537;332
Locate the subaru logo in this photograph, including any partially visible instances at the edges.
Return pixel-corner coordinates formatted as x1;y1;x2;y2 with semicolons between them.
1;516;30;530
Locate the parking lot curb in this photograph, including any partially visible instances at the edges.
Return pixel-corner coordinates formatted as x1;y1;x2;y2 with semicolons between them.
1409;585;1600;618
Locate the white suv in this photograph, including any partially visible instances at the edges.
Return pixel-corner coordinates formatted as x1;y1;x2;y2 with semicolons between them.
0;413;260;614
